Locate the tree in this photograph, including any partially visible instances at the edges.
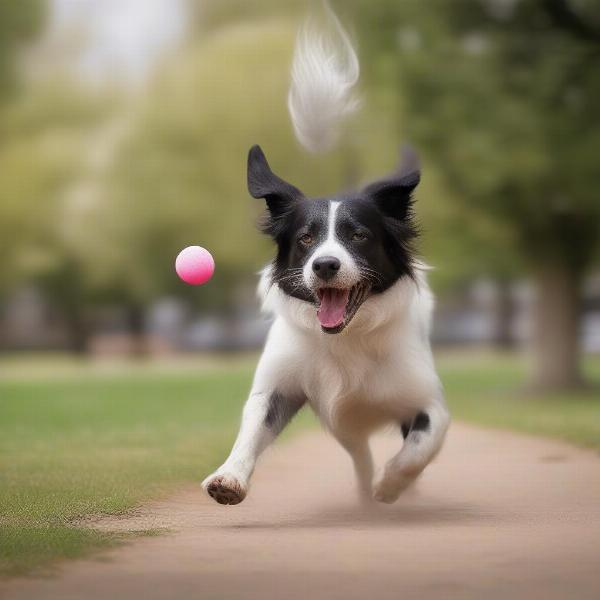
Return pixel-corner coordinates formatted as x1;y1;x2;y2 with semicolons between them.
0;1;46;105
0;0;53;294
351;0;600;390
0;81;117;352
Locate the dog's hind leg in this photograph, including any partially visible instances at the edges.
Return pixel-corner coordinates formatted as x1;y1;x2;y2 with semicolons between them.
373;400;450;504
335;433;374;502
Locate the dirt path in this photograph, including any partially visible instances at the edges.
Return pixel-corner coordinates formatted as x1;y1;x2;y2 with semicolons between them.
2;423;600;600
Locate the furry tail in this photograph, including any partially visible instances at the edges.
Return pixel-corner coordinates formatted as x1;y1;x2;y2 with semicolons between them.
287;2;360;153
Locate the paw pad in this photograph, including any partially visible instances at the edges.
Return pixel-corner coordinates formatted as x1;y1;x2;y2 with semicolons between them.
205;475;246;505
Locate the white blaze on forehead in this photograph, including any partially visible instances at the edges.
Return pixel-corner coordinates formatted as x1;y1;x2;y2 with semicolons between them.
328;200;341;243
303;200;360;288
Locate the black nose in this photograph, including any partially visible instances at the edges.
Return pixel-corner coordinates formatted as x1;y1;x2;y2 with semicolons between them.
312;256;341;281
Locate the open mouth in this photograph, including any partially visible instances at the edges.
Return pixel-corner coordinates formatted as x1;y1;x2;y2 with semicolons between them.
316;284;370;334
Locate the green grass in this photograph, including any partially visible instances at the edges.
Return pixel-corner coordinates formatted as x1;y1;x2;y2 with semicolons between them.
0;361;264;577
438;352;600;451
1;352;598;578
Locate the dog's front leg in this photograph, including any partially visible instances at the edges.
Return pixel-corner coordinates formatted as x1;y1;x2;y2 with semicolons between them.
202;350;304;505
373;400;450;504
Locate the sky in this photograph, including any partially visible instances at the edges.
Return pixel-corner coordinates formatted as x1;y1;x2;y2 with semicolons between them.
48;0;188;85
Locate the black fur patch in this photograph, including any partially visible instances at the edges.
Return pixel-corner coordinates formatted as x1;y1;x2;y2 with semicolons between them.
401;422;411;439
267;198;330;304
401;411;430;440
333;196;418;290
412;411;430;432
264;391;305;435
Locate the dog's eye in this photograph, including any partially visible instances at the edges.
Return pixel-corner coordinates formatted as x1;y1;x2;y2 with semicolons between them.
298;233;313;246
352;231;367;242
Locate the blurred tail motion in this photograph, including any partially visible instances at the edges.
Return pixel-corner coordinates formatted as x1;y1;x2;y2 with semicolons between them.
287;2;360;153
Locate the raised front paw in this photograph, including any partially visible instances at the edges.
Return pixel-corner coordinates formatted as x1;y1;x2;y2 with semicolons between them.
202;472;247;506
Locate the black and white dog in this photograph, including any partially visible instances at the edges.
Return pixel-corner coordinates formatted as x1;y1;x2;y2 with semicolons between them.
202;8;449;505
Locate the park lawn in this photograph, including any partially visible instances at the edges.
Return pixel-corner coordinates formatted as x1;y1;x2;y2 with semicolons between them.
0;359;314;577
1;352;599;577
438;352;600;451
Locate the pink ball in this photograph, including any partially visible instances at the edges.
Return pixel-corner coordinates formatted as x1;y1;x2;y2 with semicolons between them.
175;246;215;286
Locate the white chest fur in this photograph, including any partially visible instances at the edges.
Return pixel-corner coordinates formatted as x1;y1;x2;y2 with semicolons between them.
259;265;441;432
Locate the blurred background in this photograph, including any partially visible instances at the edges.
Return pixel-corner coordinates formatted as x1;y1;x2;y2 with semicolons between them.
2;0;600;579
0;0;599;390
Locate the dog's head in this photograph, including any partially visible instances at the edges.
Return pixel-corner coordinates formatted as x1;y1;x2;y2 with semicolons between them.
248;145;420;334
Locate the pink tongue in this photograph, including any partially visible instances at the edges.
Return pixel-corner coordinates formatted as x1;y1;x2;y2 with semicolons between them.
317;288;349;328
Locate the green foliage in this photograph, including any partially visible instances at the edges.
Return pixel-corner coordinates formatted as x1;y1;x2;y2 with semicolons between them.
351;0;600;273
414;165;518;291
0;1;402;326
2;0;597;353
192;0;307;31
0;1;115;305
0;0;46;104
0;82;115;295
93;16;399;307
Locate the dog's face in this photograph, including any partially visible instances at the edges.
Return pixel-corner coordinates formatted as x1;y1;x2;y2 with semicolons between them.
248;145;420;334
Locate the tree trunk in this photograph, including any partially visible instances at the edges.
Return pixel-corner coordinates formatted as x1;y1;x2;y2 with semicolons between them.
530;262;584;391
65;308;90;354
492;278;515;349
127;303;148;358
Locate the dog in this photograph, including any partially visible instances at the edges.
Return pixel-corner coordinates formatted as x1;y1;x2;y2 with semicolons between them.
202;7;449;506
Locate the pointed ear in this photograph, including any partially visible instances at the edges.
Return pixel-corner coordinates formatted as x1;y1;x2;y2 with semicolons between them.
363;145;421;220
247;145;304;217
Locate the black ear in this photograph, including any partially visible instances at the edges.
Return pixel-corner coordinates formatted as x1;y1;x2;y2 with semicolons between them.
363;145;421;220
247;145;304;217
